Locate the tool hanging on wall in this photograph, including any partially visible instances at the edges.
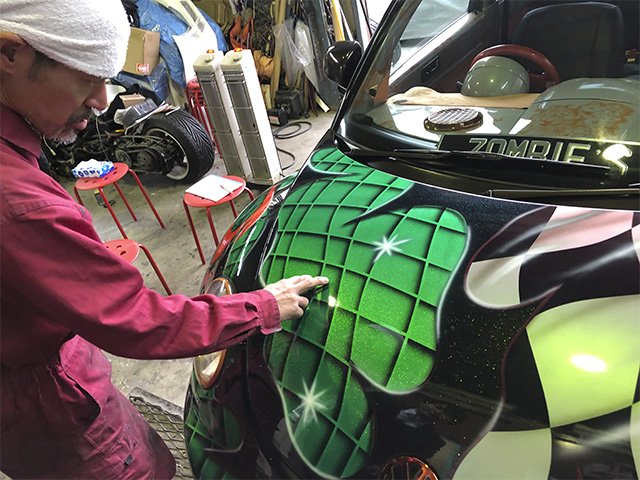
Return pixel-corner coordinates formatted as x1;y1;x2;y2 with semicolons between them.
230;15;253;49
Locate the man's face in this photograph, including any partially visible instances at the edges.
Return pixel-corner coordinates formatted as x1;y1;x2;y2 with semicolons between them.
4;44;108;142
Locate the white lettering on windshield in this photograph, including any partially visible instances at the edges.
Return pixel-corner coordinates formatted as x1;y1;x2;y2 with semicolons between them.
468;137;593;163
527;140;551;159
565;143;591;163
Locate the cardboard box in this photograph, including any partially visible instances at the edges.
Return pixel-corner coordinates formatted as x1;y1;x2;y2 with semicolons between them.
122;27;160;75
119;94;146;108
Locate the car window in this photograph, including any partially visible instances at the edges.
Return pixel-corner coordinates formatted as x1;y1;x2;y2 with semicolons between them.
392;0;469;73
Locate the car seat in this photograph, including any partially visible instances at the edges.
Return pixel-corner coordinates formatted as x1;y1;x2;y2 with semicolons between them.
512;1;625;82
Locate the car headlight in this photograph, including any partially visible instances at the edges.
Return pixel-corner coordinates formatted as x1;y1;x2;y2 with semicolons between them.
193;350;226;390
193;277;233;389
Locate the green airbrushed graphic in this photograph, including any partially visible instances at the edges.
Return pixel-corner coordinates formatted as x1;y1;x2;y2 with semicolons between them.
184;375;242;479
261;147;468;478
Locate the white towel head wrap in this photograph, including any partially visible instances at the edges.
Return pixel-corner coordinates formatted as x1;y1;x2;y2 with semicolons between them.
0;0;131;79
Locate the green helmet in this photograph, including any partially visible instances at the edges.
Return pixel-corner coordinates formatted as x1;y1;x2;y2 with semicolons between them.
462;56;530;97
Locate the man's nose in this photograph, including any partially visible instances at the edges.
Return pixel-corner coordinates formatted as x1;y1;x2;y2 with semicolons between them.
84;82;108;111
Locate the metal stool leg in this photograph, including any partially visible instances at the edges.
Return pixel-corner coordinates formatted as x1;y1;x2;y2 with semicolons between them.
73;187;84;205
228;200;238;218
75;186;128;238
111;183;137;221
139;244;172;295
183;200;206;265
127;169;165;229
98;187;129;239
205;207;220;246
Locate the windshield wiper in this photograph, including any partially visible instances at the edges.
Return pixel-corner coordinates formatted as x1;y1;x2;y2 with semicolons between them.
349;147;451;160
483;187;640;200
348;146;612;177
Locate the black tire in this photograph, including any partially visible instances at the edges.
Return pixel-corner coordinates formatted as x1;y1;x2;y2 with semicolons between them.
142;109;215;183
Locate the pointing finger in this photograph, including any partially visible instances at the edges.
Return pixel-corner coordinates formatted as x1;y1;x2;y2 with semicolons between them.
295;275;329;294
289;274;313;287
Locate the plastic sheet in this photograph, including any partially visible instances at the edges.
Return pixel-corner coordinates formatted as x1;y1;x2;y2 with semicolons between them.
114;61;171;103
300;0;340;108
295;21;319;91
273;18;313;87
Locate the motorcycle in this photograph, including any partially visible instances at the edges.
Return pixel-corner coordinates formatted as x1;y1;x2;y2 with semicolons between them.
42;87;216;184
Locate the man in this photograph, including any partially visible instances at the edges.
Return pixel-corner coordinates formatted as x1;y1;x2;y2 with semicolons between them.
0;1;327;478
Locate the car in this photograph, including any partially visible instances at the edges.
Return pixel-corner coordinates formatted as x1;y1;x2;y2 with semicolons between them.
183;0;640;478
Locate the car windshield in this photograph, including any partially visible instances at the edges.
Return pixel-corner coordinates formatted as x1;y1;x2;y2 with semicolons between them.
336;0;640;197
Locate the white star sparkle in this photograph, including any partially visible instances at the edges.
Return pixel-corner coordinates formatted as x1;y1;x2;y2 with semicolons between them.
372;234;411;262
297;379;327;425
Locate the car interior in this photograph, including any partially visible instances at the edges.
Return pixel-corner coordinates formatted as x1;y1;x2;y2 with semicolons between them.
400;0;639;94
509;2;626;85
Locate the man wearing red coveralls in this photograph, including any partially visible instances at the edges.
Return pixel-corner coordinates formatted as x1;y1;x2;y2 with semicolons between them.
0;1;327;477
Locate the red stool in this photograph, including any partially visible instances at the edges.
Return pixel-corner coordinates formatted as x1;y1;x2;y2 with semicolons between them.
183;175;255;264
104;239;172;295
73;163;165;239
186;78;218;147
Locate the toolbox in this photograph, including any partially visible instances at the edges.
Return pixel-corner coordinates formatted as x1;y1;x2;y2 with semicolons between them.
274;89;305;120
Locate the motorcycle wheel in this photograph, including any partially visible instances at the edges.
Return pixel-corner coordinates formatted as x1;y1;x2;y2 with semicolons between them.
142;109;215;183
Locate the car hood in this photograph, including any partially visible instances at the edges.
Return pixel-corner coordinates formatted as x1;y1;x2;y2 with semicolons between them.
513;78;639;140
209;141;640;479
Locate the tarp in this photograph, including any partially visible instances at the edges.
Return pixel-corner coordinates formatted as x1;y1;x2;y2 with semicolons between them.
135;0;227;88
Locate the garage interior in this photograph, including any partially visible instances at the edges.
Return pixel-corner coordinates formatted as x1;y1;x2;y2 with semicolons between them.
4;0;638;478
2;0;385;478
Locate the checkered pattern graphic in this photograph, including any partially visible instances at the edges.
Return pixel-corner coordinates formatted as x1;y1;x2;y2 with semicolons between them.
185;151;639;479
457;206;640;478
261;148;468;478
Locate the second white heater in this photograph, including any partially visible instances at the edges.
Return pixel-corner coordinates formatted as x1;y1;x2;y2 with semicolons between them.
221;49;281;185
193;49;282;185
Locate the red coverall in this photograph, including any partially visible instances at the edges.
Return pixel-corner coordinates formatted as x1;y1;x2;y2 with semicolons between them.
0;105;280;478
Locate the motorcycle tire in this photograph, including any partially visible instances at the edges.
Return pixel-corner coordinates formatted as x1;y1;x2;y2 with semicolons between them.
142;109;215;183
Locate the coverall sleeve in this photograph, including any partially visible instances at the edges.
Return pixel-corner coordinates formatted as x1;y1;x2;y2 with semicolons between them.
2;201;280;359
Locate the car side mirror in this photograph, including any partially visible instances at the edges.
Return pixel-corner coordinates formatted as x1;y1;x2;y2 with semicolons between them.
324;41;362;93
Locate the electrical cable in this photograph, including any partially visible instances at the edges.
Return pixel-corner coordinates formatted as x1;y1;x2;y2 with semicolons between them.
273;120;314;170
273;120;312;139
277;147;296;170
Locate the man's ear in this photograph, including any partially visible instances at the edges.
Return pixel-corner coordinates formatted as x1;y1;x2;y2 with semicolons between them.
0;33;31;72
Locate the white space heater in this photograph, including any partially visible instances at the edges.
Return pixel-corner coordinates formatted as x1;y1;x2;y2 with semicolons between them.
194;49;282;185
221;49;282;185
193;52;252;179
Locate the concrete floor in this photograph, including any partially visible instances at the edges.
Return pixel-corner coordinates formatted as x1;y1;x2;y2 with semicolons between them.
57;111;335;409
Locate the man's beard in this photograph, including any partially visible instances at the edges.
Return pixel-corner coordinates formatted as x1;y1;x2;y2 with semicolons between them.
53;130;79;145
49;106;93;144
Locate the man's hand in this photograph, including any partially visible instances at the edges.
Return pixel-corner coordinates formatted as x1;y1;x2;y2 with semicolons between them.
264;275;329;322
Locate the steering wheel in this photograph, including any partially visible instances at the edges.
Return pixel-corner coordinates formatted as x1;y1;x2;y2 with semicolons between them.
470;44;559;92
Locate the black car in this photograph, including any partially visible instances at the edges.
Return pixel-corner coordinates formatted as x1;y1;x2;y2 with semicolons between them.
184;0;640;478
